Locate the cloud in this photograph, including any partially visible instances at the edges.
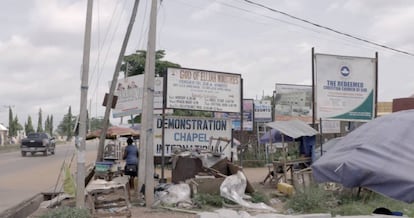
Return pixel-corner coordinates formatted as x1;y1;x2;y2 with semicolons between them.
190;2;222;21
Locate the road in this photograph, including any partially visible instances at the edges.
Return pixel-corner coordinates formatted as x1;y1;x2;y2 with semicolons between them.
0;140;100;213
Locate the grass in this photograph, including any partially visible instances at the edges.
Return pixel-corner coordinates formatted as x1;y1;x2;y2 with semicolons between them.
284;185;414;217
39;207;91;218
0;144;20;153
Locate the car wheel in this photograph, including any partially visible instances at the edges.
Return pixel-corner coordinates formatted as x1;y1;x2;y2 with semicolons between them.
43;151;48;156
51;149;55;155
31;152;35;155
21;151;26;157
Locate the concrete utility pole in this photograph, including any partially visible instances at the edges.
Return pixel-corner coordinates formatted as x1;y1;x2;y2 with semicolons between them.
77;0;93;208
140;0;158;207
97;0;140;162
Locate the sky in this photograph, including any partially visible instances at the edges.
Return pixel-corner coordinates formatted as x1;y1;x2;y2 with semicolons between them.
1;0;414;130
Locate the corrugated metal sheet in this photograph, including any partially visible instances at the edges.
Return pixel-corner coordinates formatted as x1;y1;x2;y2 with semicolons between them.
265;119;318;139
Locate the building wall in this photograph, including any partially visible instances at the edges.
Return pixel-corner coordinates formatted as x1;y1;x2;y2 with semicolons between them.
392;98;414;112
377;101;392;116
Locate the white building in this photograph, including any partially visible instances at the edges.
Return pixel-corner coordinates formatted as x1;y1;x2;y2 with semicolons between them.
0;124;8;146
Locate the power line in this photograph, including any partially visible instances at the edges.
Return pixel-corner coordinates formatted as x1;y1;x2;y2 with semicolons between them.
242;0;414;57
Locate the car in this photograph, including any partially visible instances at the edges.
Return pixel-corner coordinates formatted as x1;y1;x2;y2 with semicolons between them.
20;132;56;156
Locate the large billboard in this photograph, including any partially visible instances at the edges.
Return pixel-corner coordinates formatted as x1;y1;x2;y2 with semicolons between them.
153;116;232;158
274;84;313;123
112;75;164;118
166;68;242;113
214;99;254;131
314;54;376;121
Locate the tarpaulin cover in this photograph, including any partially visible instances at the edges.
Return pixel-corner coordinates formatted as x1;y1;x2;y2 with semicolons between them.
312;109;414;203
259;129;294;144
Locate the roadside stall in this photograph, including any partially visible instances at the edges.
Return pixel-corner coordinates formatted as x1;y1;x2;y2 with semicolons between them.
259;119;318;186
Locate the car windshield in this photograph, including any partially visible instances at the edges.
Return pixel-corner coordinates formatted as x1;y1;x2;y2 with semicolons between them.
27;133;40;138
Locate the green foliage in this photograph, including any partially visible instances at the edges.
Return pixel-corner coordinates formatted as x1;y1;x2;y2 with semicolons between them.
8;107;14;136
0;144;20;152
129;115;141;124
57;106;76;141
250;191;269;204
13;116;23;134
241;160;265;167
284;185;414;217
39;207;91;218
37;108;44;133
330;190;414;217
286;184;334;214
89;117;107;132
25;115;35;135
122;50;181;77
193;193;224;207
44;115;54;136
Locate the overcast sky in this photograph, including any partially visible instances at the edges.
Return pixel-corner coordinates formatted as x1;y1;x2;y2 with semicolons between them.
1;0;414;129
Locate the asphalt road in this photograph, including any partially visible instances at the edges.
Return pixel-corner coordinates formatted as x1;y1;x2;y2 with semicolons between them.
0;140;99;213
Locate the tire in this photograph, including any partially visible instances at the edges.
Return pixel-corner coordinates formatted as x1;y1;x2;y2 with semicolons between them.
31;152;35;155
21;151;26;157
43;150;48;156
51;149;55;155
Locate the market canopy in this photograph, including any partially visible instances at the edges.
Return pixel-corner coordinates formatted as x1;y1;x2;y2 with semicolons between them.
312;109;414;203
86;126;139;140
264;119;318;139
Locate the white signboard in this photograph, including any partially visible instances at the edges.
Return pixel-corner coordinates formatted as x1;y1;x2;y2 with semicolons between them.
112;75;164;118
112;75;143;118
153;116;232;158
320;119;340;134
166;68;241;113
315;54;376;121
254;100;272;122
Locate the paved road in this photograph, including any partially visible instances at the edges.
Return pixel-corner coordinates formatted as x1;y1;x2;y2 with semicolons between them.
0;140;99;213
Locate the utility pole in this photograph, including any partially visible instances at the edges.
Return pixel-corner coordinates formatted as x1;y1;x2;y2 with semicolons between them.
140;0;157;207
97;0;140;162
77;0;93;208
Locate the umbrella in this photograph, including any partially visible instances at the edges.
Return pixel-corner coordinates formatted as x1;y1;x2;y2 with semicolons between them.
86;126;139;140
259;129;294;144
312;109;414;203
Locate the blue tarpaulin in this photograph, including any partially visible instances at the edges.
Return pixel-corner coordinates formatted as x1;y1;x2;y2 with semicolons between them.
312;109;414;203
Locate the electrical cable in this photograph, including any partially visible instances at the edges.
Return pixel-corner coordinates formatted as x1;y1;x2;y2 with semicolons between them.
241;0;414;57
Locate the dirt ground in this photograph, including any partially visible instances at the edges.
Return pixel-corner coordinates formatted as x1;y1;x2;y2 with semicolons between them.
127;167;283;218
30;167;283;218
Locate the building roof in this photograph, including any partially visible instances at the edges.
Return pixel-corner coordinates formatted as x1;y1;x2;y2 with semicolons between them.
0;123;8;131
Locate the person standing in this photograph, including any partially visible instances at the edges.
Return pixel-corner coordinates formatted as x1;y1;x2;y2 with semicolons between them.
123;137;138;189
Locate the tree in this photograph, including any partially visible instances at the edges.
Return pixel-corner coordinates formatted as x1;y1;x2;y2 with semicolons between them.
8;107;15;137
57;106;76;141
13;116;23;134
37;108;43;133
89;117;110;132
45;115;51;136
50;115;54;136
121;50;181;77
25;116;35;135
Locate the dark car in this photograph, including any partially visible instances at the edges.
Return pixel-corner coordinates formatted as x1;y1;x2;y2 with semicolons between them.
20;133;56;156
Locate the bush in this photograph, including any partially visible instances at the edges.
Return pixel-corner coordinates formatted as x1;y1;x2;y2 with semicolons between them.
39;207;91;218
